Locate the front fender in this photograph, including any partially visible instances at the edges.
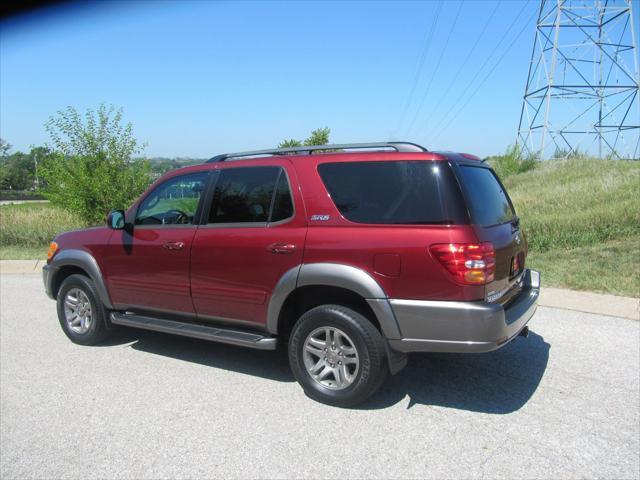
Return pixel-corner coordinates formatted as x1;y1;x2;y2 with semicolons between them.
46;249;113;309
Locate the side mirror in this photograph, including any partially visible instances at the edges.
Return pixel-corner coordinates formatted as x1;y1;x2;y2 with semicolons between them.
107;210;126;230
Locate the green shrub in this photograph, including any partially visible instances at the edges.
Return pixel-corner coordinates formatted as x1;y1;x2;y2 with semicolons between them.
487;144;538;179
40;104;152;224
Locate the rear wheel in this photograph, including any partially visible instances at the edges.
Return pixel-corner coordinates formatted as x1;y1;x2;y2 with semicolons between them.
288;304;388;407
57;274;111;345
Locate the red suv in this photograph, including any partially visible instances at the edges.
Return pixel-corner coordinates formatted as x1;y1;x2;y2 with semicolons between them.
43;142;540;406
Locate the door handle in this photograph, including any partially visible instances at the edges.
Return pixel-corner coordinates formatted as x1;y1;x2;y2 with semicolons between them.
163;241;185;251
268;243;297;254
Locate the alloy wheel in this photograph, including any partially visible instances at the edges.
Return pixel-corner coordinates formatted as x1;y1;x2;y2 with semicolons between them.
302;326;360;390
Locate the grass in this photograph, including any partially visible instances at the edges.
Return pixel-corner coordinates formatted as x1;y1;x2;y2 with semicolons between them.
0;203;86;259
0;245;47;260
504;158;639;252
527;238;639;297
504;158;639;296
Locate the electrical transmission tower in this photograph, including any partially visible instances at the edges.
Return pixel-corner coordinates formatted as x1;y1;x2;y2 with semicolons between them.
516;0;639;159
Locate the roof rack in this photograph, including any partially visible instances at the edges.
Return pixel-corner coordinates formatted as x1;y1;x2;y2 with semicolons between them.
206;142;428;163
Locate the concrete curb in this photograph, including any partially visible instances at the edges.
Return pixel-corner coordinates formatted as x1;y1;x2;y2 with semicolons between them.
1;260;638;321
538;287;639;321
0;260;47;274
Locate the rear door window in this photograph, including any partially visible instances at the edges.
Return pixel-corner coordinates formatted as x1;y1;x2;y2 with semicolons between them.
457;165;514;226
317;161;467;225
208;166;294;224
270;170;294;222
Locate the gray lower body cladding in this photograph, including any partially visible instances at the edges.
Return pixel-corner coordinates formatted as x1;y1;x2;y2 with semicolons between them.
43;264;54;299
44;256;539;355
388;269;540;353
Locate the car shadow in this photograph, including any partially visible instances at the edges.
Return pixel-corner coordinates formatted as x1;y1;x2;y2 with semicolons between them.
102;328;549;413
362;331;550;413
103;327;294;383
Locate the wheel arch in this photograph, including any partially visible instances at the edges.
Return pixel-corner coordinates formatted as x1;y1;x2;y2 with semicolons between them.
266;263;402;340
49;249;113;309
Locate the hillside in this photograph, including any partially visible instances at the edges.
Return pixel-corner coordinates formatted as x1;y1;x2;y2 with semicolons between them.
503;158;639;297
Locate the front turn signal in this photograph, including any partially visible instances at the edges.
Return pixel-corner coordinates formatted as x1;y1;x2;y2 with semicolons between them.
47;241;58;260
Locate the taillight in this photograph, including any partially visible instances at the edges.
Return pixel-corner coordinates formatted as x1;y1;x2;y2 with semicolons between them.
429;242;496;285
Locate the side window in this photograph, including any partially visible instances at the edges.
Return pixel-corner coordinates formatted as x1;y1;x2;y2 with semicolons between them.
135;172;208;226
270;171;294;222
457;165;515;226
208;167;293;224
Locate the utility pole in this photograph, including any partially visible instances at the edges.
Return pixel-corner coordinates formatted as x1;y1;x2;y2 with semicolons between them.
516;0;639;159
34;150;38;190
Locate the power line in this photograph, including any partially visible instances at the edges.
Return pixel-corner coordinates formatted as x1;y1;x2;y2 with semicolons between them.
404;0;465;136
426;1;532;144
393;1;443;136
422;0;531;145
430;6;538;144
421;0;502;136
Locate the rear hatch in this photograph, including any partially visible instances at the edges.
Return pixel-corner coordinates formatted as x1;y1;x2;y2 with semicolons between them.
454;162;527;304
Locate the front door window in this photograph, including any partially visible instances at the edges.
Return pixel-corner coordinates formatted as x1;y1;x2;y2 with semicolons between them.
136;172;209;226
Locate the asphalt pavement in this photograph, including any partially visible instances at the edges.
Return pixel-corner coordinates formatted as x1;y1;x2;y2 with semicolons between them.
1;274;638;479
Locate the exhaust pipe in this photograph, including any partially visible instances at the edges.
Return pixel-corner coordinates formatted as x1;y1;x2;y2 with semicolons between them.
518;326;529;338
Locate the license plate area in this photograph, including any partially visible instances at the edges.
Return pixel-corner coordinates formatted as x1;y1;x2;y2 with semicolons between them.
509;252;525;278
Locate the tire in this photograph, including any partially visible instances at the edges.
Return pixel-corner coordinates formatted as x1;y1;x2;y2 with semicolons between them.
288;304;388;407
56;274;111;346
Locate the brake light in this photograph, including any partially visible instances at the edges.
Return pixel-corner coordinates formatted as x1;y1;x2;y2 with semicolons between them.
430;242;495;285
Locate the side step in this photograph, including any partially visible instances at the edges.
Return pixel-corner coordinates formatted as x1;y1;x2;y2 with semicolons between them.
110;313;277;350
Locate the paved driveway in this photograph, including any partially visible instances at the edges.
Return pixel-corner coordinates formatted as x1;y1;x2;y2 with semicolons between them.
1;274;638;479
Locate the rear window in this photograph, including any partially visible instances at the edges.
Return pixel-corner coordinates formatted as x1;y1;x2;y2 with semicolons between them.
457;165;514;226
317;161;467;225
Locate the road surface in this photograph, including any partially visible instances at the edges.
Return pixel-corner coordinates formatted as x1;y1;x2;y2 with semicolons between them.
1;274;638;479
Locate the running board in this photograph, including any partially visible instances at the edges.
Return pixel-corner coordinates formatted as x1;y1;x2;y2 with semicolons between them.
110;313;277;350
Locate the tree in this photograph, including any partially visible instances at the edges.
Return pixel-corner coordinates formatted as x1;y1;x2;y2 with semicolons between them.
278;139;303;148
304;127;330;146
0;145;54;191
40;104;151;224
0;140;11;187
278;127;331;149
0;152;34;190
0;138;11;158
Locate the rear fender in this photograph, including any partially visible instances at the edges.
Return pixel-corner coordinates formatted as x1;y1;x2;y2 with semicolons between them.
266;263;402;340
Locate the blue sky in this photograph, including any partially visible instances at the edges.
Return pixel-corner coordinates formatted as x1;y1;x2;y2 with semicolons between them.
1;0;540;158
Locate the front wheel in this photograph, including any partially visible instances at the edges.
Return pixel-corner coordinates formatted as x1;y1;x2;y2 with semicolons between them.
56;274;111;346
288;304;388;407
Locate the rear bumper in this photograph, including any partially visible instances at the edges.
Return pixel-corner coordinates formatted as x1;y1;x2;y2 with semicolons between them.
388;269;540;353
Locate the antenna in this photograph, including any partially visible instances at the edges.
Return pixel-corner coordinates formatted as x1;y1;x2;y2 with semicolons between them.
516;0;639;159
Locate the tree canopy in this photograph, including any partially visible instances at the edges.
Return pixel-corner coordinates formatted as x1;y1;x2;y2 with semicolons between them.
40;104;151;224
0;143;54;191
278;127;331;149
